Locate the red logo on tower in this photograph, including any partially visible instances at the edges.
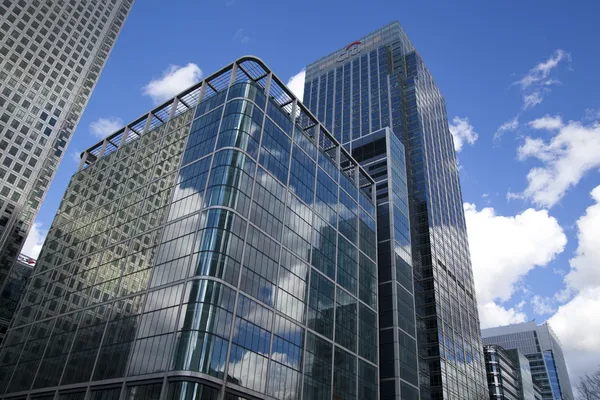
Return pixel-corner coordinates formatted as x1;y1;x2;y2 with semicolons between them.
337;41;361;62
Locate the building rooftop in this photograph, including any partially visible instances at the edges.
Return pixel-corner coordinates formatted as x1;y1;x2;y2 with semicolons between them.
79;56;375;195
481;321;539;337
304;21;415;78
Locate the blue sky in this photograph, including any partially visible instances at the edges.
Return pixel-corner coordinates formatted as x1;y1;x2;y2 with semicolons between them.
24;0;600;388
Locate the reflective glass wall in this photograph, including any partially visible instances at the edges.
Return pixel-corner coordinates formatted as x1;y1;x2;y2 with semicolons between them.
304;22;487;399
483;345;521;400
349;128;418;400
0;58;377;400
0;258;33;339
510;350;539;400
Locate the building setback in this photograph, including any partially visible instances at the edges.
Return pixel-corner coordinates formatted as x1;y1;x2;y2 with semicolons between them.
303;21;488;399
349;127;417;399
0;0;134;342
482;322;574;400
0;57;380;400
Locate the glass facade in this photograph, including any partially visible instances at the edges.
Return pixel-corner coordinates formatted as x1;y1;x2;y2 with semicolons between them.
543;351;561;400
348;128;418;400
0;256;34;339
511;349;541;400
483;345;527;400
0;57;378;400
304;21;487;399
482;322;574;400
0;0;134;343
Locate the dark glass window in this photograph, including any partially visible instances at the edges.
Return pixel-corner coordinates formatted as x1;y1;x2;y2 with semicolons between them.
307;270;334;339
333;346;356;400
303;332;332;400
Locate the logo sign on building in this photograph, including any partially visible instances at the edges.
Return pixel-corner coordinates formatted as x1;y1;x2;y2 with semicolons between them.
337;41;361;62
17;253;36;265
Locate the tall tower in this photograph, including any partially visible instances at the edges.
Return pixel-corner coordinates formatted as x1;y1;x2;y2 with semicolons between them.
304;21;488;399
0;0;134;340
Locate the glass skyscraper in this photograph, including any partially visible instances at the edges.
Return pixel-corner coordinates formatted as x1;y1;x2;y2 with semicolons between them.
304;21;488;399
0;0;134;341
0;56;379;400
348;128;418;399
482;322;574;400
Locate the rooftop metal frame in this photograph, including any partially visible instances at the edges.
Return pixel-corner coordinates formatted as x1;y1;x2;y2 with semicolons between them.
79;56;375;191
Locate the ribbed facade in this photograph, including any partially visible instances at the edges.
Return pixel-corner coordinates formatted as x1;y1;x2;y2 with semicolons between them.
483;345;527;400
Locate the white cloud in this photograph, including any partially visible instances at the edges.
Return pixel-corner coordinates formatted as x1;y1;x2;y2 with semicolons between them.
21;222;47;259
494;116;519;139
143;63;202;104
516;120;600;208
70;150;82;165
448;116;478;152
531;295;557;315
464;203;566;327
222;350;300;398
552;268;567;277
553;288;573;304
478;301;527;329
233;28;252;45
516;49;570;89
89;117;123;139
564;185;600;293
548;289;600;386
546;185;600;387
497;51;569;136
286;68;306;100
465;203;567;303
481;193;491;204
514;49;570;110
528;115;563;130
523;91;544;110
584;108;600;121
542;78;562;86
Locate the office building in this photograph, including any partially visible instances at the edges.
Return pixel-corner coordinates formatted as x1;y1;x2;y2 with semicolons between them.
0;56;379;400
482;322;574;400
304;21;487;399
483;344;542;400
349;128;417;399
0;254;35;340
0;0;135;341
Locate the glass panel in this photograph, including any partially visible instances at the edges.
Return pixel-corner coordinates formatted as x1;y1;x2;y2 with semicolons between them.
307;270;334;339
126;383;162;400
90;388;122;400
167;381;220;400
303;332;332;400
333;346;356;400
